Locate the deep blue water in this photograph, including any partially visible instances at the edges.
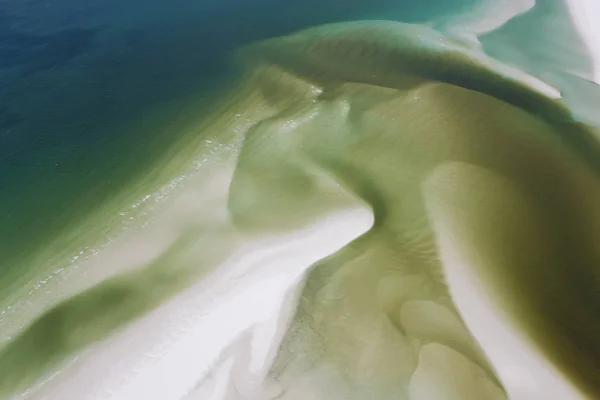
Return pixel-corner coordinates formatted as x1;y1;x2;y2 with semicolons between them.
0;0;479;275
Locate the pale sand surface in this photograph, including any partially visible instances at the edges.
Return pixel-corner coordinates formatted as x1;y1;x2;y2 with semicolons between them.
565;0;600;80
1;10;600;400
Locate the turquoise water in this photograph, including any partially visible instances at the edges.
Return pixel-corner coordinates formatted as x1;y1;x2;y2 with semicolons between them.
0;0;473;286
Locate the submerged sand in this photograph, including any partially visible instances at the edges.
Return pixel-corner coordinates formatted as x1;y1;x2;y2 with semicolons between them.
1;19;600;400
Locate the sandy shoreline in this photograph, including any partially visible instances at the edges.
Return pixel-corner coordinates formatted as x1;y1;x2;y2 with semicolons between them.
2;6;600;399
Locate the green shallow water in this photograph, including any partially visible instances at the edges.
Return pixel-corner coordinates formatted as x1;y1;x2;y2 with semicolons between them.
0;0;476;303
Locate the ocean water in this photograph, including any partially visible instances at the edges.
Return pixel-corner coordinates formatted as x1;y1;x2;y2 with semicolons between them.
0;0;473;291
0;1;599;399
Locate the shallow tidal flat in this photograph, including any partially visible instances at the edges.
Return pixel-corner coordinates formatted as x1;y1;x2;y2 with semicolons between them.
0;6;599;400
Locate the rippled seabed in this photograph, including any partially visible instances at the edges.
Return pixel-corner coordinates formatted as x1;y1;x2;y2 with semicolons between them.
1;0;600;399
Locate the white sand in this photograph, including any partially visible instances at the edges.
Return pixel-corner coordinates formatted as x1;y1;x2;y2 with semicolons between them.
565;0;600;81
